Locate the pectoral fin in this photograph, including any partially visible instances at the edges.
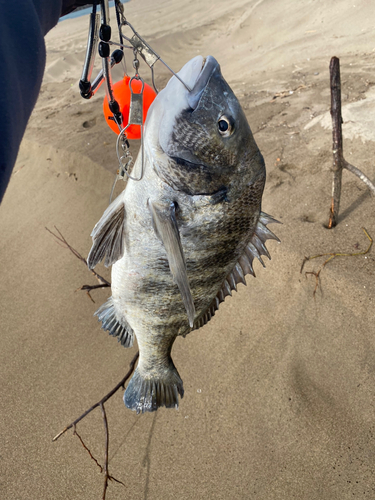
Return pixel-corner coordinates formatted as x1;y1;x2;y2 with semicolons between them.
149;200;195;327
87;193;126;269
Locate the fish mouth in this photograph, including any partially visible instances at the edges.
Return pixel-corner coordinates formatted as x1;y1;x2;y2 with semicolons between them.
187;55;220;110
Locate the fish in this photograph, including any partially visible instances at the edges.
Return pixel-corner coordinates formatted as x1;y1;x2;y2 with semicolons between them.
87;55;279;414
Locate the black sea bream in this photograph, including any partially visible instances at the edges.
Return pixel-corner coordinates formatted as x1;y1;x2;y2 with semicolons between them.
88;55;279;413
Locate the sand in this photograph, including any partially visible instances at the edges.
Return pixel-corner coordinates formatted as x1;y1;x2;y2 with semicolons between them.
1;1;375;498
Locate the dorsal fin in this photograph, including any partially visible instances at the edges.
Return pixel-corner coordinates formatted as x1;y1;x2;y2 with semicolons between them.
193;212;280;330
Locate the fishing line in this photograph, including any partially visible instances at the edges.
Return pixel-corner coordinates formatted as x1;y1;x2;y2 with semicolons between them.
78;0;192;201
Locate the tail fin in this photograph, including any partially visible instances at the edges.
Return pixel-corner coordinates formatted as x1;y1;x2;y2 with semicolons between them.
124;365;184;414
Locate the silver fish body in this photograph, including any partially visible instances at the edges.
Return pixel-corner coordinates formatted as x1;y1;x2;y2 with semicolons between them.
88;55;279;413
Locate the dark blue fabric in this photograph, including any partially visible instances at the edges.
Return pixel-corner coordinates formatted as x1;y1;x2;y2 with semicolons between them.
0;0;63;202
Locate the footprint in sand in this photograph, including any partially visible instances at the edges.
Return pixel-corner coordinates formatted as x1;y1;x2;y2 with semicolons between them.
82;117;97;129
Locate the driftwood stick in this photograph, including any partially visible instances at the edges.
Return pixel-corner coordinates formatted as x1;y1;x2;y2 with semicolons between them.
328;56;344;228
53;351;139;442
327;57;375;227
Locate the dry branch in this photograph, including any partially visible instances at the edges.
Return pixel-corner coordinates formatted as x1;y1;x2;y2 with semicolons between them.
327;57;375;228
100;403;126;498
48;227;138;499
53;352;138;499
101;403;110;499
74;427;103;473
328;57;343;228
53;351;139;441
46;226;111;299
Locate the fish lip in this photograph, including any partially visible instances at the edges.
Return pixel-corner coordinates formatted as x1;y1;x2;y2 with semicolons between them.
168;155;205;171
169;154;231;177
187;55;220;110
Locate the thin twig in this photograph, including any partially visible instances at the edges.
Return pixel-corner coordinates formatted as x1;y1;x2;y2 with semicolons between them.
270;84;309;101
344;161;375;195
77;284;111;303
53;351;139;442
73;426;103;473
99;404;126;499
45;226;111;287
101;403;109;499
301;228;373;296
304;270;322;297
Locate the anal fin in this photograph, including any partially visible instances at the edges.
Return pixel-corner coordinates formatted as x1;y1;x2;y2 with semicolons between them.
95;297;134;348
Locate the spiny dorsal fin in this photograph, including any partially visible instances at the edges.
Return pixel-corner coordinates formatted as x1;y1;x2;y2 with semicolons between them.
87;193;126;269
149;200;195;328
193;211;280;330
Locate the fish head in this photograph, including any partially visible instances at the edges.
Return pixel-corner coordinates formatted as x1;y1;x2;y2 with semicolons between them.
145;55;265;196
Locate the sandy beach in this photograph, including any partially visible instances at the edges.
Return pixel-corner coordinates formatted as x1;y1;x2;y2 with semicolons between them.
1;1;375;498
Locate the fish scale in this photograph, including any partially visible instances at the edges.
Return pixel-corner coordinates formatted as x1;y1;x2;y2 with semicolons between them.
88;55;279;413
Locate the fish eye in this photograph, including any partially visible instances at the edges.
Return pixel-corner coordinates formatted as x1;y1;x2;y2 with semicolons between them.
217;116;233;137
